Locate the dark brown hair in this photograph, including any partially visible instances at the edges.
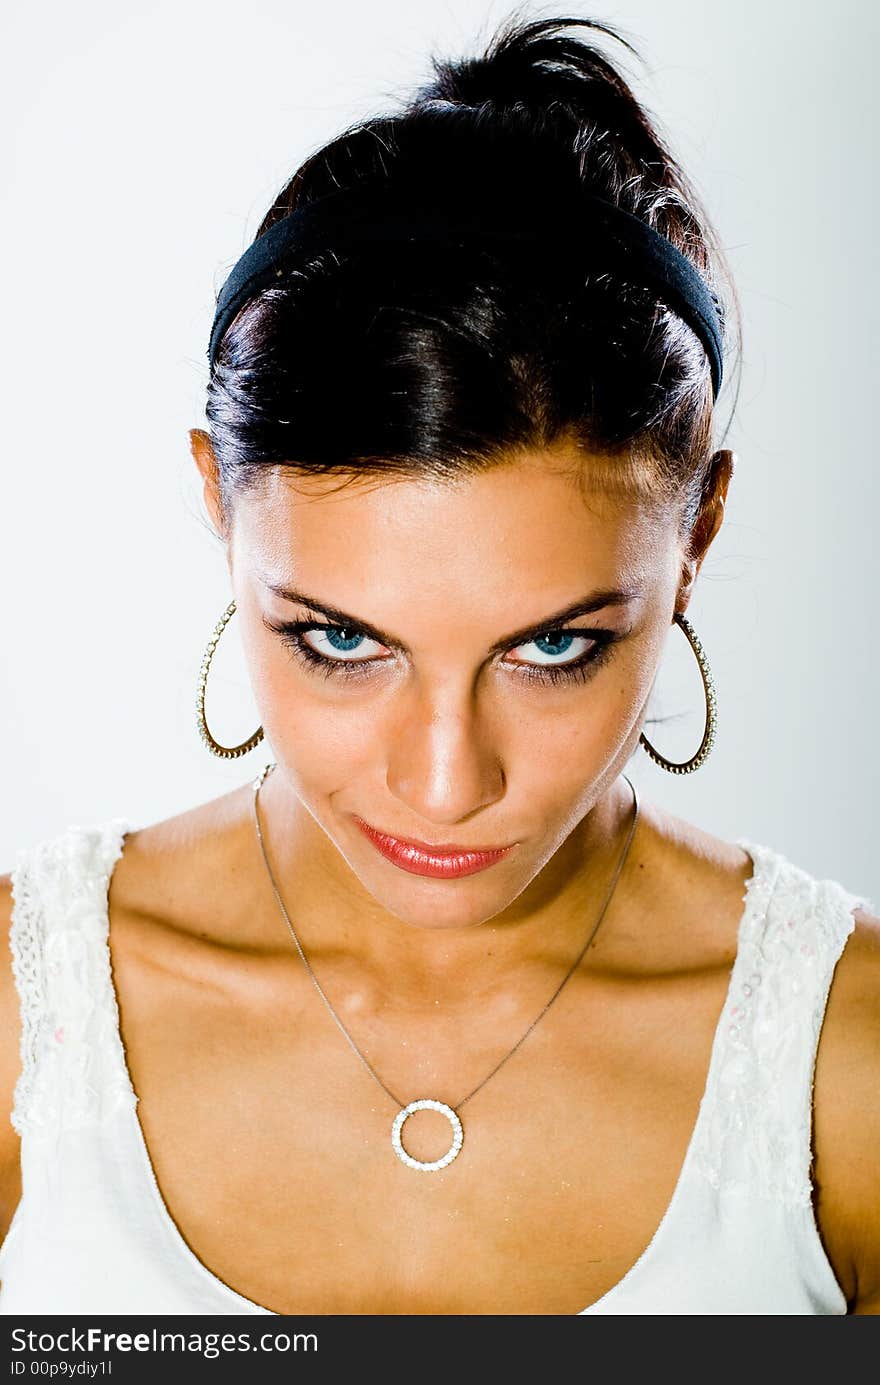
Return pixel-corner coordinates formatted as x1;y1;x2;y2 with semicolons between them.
205;11;741;545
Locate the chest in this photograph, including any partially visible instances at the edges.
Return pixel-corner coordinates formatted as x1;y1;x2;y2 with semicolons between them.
117;957;732;1315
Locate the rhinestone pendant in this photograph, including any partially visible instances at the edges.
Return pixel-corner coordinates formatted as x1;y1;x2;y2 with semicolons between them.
391;1099;464;1172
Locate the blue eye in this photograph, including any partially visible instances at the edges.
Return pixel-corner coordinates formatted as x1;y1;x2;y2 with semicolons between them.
506;630;614;686
303;626;377;659
264;620;385;680
264;618;617;687
515;630;587;664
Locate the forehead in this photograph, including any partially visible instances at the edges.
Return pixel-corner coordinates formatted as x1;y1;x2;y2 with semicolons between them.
233;448;675;595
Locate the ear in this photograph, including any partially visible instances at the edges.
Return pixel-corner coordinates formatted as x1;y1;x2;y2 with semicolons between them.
189;429;227;540
676;449;736;614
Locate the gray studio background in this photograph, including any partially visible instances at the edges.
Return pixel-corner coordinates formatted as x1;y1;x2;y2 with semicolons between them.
2;0;876;902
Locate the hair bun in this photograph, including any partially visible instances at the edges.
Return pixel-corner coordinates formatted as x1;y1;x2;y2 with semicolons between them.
421;18;626;104
417;16;665;173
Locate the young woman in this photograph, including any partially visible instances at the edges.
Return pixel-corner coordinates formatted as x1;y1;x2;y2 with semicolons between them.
0;15;877;1315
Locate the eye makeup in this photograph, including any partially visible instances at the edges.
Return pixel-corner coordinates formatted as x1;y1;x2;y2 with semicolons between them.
262;615;622;688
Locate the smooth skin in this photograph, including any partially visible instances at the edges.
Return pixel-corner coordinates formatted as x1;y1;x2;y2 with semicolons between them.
0;435;877;1314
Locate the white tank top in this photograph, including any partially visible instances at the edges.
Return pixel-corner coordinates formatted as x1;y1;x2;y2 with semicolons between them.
0;815;871;1316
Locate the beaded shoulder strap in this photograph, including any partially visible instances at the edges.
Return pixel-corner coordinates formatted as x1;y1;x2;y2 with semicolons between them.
8;819;135;1136
691;839;871;1204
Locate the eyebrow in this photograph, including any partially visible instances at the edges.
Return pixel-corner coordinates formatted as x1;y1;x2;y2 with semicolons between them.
262;581;643;656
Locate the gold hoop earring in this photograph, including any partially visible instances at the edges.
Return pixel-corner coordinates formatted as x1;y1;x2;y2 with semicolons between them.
196;599;264;759
639;611;717;774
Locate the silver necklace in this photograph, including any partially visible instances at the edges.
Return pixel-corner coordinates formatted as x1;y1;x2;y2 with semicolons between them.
252;761;640;1173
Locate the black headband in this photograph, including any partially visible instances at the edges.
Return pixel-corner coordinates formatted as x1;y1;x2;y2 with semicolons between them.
207;188;723;397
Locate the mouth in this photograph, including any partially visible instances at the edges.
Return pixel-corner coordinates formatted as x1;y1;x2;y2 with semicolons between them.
352;816;515;879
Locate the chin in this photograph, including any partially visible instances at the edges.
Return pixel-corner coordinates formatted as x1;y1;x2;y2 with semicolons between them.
341;843;530;931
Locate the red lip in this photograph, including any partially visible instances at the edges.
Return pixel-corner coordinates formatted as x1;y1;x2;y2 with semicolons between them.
353;817;514;879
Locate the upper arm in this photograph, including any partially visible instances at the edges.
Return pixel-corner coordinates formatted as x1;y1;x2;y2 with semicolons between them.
0;873;22;1243
812;905;880;1314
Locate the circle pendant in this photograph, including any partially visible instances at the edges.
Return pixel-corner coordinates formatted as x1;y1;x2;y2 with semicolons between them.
391;1099;463;1172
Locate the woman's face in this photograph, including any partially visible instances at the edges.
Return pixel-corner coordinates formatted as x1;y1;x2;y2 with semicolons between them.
195;436;725;934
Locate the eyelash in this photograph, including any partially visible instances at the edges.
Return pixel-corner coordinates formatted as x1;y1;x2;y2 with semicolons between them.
264;618;619;687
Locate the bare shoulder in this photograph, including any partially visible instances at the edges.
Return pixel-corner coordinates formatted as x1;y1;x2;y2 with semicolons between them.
104;778;268;1032
812;901;880;1313
111;780;255;934
625;794;753;967
101;779;271;1108
635;793;752;891
0;872;22;1241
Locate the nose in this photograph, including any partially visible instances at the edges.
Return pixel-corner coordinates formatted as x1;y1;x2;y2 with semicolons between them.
384;685;506;830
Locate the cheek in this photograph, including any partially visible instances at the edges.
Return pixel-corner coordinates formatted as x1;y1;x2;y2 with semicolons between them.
508;677;641;778
248;654;377;791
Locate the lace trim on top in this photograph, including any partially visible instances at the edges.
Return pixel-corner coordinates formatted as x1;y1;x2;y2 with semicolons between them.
9;819;135;1136
691;837;871;1206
